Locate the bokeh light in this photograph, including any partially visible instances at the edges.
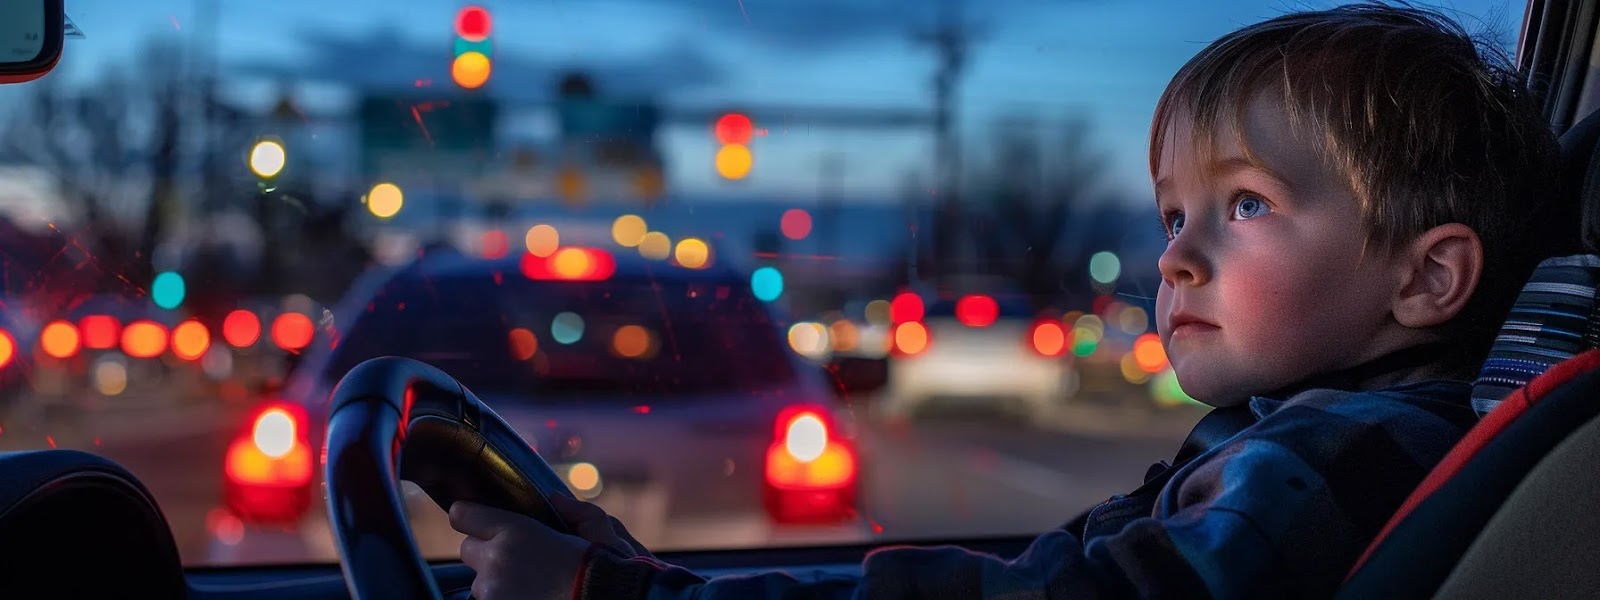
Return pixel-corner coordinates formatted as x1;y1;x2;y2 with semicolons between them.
451;51;492;89
222;310;261;348
893;321;930;355
612;325;653;358
751;267;784;302
890;292;925;323
79;316;119;350
568;462;601;493
551;312;585;344
716;144;753;180
611;215;648;247
271;313;315;351
714;113;754;145
638;232;671;260
1118;305;1150;334
1121;352;1153;384
787;322;829;357
40;321;80;359
525;224;560;257
93;357;128;396
121;321;168;359
865;300;892;326
828;320;859;352
1031;321;1067;357
508;328;538;360
674;238;710;269
551;247;593;279
780;209;812;240
171;320;211;361
481;230;510;259
1152;368;1201;407
366;183;404;218
0;330;13;368
248;140;286;179
1089;251;1122;284
1133;333;1168;373
152;271;186;310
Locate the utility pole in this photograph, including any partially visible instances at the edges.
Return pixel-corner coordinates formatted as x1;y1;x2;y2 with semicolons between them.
912;0;980;287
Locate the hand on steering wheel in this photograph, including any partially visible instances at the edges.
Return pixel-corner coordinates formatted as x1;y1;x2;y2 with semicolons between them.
322;356;579;600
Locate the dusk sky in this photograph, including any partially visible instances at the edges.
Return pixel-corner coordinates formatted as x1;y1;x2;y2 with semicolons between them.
12;0;1524;204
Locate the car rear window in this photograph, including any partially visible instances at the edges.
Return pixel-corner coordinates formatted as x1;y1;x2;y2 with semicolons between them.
322;271;797;398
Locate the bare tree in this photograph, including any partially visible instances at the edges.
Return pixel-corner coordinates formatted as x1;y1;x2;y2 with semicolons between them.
0;40;192;295
965;115;1121;307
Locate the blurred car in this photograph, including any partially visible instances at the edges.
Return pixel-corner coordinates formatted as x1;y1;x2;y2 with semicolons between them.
879;292;1076;422
212;246;866;563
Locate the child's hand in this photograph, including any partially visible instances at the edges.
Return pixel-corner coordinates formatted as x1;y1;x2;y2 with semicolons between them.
448;496;650;600
449;500;589;600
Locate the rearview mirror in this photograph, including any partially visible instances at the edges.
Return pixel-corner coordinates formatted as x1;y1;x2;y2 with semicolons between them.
0;0;64;85
822;356;890;399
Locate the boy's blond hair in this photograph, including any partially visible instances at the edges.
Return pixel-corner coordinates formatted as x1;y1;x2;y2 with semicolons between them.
1149;2;1580;367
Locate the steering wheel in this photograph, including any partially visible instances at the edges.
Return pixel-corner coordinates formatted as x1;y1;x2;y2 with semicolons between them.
323;356;577;600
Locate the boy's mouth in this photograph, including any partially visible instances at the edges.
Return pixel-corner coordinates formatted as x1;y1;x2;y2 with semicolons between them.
1168;313;1220;336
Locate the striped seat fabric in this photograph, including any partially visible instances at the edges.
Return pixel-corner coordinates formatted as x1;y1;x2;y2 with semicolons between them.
1470;254;1600;416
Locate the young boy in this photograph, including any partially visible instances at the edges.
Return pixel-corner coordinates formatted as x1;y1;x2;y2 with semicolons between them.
447;4;1578;598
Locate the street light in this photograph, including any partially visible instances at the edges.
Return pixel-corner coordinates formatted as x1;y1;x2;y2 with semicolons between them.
248;139;286;179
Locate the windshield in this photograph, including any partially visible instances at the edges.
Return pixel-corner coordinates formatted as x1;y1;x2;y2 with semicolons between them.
0;0;1524;565
321;269;797;397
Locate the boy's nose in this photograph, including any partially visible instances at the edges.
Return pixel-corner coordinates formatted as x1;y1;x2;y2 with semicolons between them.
1158;233;1210;288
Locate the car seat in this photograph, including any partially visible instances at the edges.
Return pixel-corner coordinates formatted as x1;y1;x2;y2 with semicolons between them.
1335;111;1600;598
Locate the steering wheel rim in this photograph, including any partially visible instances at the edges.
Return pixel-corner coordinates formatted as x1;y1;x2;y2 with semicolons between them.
323;356;577;600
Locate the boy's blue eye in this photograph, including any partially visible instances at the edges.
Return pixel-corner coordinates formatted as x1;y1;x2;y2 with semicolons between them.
1165;213;1185;238
1233;195;1270;220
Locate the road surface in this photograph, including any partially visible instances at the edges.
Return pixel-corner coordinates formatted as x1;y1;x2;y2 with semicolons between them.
0;394;1201;565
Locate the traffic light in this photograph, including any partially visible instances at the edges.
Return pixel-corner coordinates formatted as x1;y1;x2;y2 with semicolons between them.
714;112;753;181
452;6;493;89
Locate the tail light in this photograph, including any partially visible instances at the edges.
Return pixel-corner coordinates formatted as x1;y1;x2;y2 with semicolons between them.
39;320;81;359
764;405;857;523
120;320;168;359
1029;320;1068;357
891;321;930;356
520;247;616;281
955;294;998;327
0;329;14;369
79;315;120;350
224;402;313;522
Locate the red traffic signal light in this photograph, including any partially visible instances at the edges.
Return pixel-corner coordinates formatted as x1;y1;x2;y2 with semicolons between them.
714;113;754;145
455;6;492;42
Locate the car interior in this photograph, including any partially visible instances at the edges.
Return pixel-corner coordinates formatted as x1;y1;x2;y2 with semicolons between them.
0;0;1598;598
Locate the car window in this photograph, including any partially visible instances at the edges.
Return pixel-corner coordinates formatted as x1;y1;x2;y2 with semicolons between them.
0;0;1526;565
322;272;797;398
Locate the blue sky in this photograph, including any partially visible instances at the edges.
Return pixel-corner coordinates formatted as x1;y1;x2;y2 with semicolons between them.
36;0;1525;204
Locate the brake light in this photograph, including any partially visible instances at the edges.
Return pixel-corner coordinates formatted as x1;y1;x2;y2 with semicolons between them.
764;406;856;523
120;320;168;359
224;402;313;523
889;292;924;324
1030;320;1067;357
0;329;14;369
225;404;312;487
271;313;314;351
765;407;855;490
892;321;929;356
223;309;261;348
520;247;616;281
40;320;80;359
955;294;998;327
78;315;120;350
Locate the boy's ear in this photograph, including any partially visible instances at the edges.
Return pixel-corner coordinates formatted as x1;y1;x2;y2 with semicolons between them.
1392;223;1483;329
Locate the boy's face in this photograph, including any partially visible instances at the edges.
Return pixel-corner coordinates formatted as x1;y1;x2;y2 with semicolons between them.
1153;93;1407;407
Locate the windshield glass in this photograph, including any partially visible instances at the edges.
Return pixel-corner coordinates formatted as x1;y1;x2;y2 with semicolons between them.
0;0;1524;565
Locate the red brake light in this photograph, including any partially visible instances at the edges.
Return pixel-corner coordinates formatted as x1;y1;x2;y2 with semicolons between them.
225;403;312;487
1030;320;1067;357
0;329;14;369
270;313;314;351
223;309;261;348
764;406;856;523
889;292;924;324
520;247;616;281
224;402;313;523
79;315;120;350
765;406;855;490
955;294;998;327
